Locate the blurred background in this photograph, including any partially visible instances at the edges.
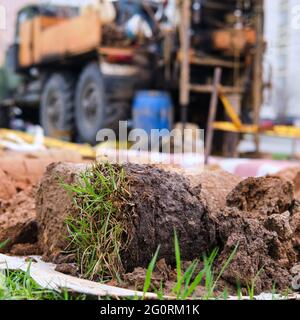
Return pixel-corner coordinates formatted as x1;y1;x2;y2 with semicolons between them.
1;0;300;162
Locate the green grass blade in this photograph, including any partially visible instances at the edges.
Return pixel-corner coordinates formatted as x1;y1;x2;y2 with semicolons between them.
143;246;160;298
173;231;182;298
210;243;239;295
0;240;10;250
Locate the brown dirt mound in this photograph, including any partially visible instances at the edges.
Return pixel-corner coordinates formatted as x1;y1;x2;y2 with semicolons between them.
226;176;294;216
118;164;223;270
0;150;85;255
216;177;299;292
0;187;37;253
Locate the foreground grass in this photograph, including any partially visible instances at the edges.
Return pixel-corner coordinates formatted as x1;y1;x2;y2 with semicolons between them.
0;234;241;300
0;263;282;301
140;232;240;300
0;242;284;300
0;234;270;301
0;268;87;300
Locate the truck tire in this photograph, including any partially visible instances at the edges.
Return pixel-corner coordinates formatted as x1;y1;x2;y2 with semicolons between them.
0;108;9;128
40;73;74;141
75;63;131;145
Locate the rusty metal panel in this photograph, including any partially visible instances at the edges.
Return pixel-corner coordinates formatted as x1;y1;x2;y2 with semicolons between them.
32;16;67;65
19;12;101;67
37;12;101;63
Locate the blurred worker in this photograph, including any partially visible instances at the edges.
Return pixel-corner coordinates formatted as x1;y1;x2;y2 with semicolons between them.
118;0;145;24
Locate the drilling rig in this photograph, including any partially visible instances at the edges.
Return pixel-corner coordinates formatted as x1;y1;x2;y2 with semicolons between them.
1;0;263;154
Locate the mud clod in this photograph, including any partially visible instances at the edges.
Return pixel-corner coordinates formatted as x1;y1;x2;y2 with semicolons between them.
226;176;294;216
55;263;79;277
216;176;299;292
119;164;219;270
10;243;41;256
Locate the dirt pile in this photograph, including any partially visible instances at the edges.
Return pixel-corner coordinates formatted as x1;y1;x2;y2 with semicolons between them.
0;187;38;253
216;177;299;292
0;150;85;254
0;150;83;191
121;176;300;294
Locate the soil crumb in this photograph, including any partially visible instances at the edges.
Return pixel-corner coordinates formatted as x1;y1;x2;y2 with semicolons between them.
122;259;176;291
10;243;41;256
55;263;79;277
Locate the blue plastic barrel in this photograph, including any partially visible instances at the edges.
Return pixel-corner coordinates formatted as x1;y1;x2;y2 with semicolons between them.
133;91;173;135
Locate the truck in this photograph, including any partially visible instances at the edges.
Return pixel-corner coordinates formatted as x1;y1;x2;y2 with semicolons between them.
1;0;264;154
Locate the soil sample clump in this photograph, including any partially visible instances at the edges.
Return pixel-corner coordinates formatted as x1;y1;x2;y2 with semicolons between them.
226;176;294;215
36;162;89;260
36;162;239;279
216;177;299;292
117;165;236;272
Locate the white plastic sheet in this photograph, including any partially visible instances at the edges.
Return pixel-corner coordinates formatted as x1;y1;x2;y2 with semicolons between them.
0;254;157;299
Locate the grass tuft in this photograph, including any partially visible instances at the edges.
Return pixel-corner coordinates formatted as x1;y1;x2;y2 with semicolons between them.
62;162;133;282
